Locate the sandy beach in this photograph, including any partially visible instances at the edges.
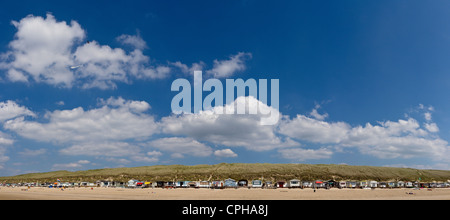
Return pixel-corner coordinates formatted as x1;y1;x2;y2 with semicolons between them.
1;187;449;200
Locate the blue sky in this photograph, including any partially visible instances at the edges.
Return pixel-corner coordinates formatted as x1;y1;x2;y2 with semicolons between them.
1;0;450;176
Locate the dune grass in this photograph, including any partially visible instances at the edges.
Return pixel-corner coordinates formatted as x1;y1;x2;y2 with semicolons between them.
1;163;450;183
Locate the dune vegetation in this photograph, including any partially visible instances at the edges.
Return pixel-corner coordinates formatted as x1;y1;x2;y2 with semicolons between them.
2;163;450;183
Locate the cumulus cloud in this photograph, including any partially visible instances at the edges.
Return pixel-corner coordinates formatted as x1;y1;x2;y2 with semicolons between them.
0;132;14;146
73;42;170;89
147;137;213;158
0;100;35;122
0;14;171;89
206;52;252;78
4;97;158;144
116;34;148;50
279;111;450;160
214;149;238;158
161;96;299;151
1;94;449;165
170;61;205;75
425;123;439;133
279;114;350;144
309;104;329;121
1;14;84;87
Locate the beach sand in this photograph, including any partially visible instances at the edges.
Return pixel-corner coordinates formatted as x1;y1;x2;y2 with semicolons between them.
1;187;450;200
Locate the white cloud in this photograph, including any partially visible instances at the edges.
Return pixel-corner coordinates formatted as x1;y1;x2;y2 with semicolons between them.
2;14;84;87
4;97;158;144
73;41;170;89
0;132;14;146
1;92;449;165
309;104;329;121
147;151;163;157
425;123;439;133
206;52;252;78
0;14;171;89
424;112;432;121
161;96;298;151
214;149;238;158
170;61;205;75
116;34;148;50
147;137;213;158
280;113;450;160
0;100;35;122
279;114;351;144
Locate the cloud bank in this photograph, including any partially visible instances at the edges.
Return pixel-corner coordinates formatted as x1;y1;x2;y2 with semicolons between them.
1;97;448;167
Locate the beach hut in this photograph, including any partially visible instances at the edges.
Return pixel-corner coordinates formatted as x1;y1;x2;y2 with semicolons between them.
175;181;185;188
183;181;191;188
211;180;224;189
276;181;286;188
156;181;165;188
127;180;139;188
264;181;274;189
251;180;263;188
188;181;198;188
288;179;301;188
420;182;430;188
379;182;387;188
358;181;369;188
397;181;405;188
347;181;357;188
315;180;325;188
339;181;347;189
143;182;152;188
326;180;338;188
166;182;175;188
430;182;437;188
302;181;313;188
224;179;237;188
405;182;413;188
238;180;248;187
199;181;210;188
388;182;396;188
115;182;125;188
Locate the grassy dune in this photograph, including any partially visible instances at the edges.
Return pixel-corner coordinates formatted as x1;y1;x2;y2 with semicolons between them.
2;163;450;183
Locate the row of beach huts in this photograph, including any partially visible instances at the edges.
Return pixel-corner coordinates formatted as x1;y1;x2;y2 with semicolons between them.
3;179;450;189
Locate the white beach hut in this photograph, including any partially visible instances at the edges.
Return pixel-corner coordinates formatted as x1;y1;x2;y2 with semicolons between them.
288;179;301;188
251;180;263;188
